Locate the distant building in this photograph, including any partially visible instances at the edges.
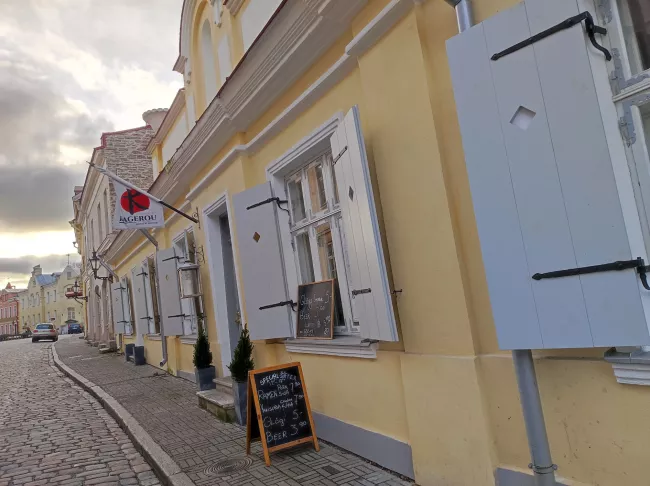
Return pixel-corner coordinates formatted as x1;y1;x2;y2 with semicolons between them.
21;265;84;332
0;283;24;335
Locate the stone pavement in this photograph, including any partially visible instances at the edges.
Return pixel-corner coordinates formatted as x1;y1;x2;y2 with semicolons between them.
0;337;161;486
55;337;414;486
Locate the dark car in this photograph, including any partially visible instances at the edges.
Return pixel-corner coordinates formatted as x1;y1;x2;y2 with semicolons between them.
68;323;83;334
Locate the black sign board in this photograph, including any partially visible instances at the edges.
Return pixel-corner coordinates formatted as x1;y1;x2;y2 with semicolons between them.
246;363;319;465
296;279;335;339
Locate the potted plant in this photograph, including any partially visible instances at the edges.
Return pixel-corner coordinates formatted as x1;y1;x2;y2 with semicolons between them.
228;327;254;426
193;325;216;391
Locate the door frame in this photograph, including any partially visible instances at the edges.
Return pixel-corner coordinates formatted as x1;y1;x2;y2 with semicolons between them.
203;191;245;376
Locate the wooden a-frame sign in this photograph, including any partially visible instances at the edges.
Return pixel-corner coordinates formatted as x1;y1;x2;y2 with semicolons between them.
246;362;319;466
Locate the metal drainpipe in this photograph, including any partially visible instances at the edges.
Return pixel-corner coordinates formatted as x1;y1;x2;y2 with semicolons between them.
444;0;474;33
444;0;557;484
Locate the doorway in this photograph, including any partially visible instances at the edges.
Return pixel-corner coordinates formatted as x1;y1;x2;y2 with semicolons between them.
205;194;243;376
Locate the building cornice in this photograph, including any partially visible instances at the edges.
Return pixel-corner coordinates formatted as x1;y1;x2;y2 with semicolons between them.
155;0;418;210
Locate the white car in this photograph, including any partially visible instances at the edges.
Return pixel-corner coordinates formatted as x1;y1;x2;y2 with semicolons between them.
32;323;58;342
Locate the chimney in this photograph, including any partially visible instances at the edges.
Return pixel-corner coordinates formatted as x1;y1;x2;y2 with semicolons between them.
142;108;168;133
33;265;42;276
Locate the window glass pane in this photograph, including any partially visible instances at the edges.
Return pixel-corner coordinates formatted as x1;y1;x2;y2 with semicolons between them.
315;221;337;280
619;0;650;75
295;232;315;284
288;176;306;222
307;163;328;213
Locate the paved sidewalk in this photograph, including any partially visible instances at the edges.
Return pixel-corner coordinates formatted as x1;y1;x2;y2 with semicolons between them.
55;338;413;486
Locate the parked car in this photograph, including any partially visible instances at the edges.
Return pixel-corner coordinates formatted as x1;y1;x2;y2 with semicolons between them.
68;323;83;334
32;324;58;343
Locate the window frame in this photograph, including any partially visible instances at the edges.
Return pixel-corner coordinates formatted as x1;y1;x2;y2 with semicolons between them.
598;0;650;256
265;113;378;357
285;153;357;336
172;228;198;336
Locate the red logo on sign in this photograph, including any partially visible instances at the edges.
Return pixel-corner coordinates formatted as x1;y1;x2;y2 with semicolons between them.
120;189;150;215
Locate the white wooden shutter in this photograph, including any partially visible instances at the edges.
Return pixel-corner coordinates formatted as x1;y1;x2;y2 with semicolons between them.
132;266;151;335
330;106;398;341
111;281;126;334
233;182;293;340
156;248;184;336
447;0;650;349
121;277;133;334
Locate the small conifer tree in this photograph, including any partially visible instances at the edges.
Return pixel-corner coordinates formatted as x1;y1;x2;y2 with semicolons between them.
228;328;254;382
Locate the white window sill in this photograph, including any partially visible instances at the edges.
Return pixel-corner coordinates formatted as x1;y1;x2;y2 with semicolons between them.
605;348;650;386
146;334;162;341
284;336;377;359
180;335;198;345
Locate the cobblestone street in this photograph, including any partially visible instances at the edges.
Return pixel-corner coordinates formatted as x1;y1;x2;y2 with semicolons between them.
0;337;161;486
55;338;413;486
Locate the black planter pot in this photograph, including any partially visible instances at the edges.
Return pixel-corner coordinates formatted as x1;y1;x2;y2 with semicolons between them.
124;343;135;362
133;346;146;366
195;366;216;391
232;379;248;426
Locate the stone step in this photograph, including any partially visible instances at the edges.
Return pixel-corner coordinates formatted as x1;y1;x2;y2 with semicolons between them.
197;389;235;423
213;376;234;396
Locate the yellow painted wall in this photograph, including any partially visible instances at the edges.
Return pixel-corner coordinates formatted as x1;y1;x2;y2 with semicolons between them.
103;1;650;485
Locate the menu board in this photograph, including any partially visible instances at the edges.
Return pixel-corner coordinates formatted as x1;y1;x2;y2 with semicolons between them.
296;279;335;339
246;363;319;465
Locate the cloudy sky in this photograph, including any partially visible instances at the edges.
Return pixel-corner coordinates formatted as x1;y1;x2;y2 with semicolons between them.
0;0;183;287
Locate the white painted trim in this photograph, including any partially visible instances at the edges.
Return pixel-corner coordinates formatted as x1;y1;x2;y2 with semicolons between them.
202;191;245;376
146;334;162;341
180;335;198;345
611;362;650;385
346;0;414;57
285;337;377;359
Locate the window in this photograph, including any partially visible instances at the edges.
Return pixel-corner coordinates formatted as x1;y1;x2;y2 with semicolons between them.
286;154;354;335
601;1;650;255
47;311;50;321
47;292;50;304
66;271;71;280
98;203;104;243
103;189;110;237
201;19;218;105
67;307;75;321
616;0;650;76
53;290;56;302
173;230;198;335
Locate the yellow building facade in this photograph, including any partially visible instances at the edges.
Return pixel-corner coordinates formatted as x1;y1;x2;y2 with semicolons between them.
98;1;650;485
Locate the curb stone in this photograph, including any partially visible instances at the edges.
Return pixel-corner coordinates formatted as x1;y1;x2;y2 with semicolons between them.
51;343;196;486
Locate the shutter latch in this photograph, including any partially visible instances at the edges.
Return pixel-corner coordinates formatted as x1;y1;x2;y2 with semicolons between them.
351;288;372;298
247;197;290;217
532;257;650;290
491;11;611;62
259;300;297;311
168;314;187;319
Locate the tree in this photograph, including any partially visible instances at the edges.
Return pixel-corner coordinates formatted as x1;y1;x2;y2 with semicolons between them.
228;328;254;382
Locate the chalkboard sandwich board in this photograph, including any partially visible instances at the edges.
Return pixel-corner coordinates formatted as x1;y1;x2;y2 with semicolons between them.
296;279;335;339
246;362;319;466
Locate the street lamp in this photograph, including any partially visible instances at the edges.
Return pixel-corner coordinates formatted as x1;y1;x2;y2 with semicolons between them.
89;250;111;281
178;263;202;298
66;280;88;304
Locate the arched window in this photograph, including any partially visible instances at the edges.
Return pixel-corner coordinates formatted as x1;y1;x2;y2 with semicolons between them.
201;19;218;106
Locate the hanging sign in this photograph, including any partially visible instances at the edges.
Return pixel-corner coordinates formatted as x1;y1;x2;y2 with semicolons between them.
112;180;165;229
246;362;319;466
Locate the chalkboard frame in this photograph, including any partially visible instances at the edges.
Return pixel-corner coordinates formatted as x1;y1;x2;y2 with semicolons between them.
245;362;319;466
296;279;335;340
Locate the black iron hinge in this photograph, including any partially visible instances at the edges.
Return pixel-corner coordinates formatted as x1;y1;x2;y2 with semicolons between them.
168;314;187;319
351;288;371;298
532;257;650;290
162;256;182;262
259;300;297;311
491;11;611;62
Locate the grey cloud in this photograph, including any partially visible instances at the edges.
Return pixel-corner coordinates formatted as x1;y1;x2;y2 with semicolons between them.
0;253;80;287
0;164;86;231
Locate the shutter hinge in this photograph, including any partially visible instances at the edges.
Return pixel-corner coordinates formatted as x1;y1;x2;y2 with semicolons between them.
532;257;650;290
136;271;148;277
246;197;290;217
619;111;636;146
259;300;297;311
168;314;187;319
162;256;182;262
491;11;611;62
351;288;371;298
332;146;348;165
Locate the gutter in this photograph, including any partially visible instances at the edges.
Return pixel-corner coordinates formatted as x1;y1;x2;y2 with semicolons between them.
444;0;473;33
